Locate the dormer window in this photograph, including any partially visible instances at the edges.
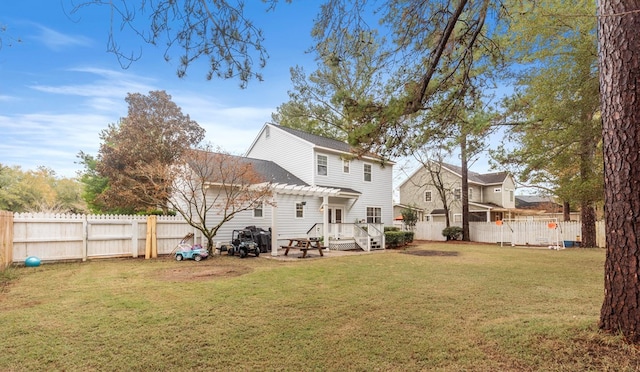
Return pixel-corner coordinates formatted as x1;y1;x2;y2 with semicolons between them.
317;154;328;176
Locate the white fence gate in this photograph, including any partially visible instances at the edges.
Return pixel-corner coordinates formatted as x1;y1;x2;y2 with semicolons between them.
414;220;606;248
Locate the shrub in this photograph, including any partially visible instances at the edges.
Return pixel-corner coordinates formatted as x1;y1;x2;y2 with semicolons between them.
385;230;406;248
385;226;400;232
442;226;463;241
404;231;414;243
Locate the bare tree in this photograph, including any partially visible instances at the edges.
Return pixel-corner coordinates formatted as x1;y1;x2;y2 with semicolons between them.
168;148;273;252
409;150;459;229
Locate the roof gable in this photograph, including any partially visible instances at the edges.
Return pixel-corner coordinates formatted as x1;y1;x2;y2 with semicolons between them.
398;161;511;189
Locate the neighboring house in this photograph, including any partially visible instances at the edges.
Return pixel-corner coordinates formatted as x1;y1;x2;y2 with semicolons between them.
397;162;516;224
206;124;394;252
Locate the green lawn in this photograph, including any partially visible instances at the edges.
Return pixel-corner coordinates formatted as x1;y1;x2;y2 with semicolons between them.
0;243;638;371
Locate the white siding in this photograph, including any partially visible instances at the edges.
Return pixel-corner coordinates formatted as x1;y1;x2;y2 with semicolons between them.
246;125;315;184
247;124;394;227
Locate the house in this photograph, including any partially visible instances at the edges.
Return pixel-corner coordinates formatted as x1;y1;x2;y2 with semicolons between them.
397;162;516;223
202;124;394;254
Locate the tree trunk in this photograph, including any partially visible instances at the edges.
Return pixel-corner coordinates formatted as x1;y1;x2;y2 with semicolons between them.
461;136;470;241
580;203;597;248
598;0;640;343
563;201;571;222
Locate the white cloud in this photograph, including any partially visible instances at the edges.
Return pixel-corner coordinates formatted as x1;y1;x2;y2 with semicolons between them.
35;24;92;51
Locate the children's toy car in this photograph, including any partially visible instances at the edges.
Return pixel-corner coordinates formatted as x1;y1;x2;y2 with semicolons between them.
174;244;209;262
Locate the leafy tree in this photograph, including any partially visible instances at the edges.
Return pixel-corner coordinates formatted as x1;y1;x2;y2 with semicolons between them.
272;29;389;141
168;147;273;252
491;0;601;248
597;0;640;344
400;208;418;230
0;164;85;213
76;151;109;213
311;0;504;158
94;90;205;214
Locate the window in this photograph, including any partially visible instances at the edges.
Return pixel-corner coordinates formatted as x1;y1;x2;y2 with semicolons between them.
253;202;263;218
494;187;502;193
468;188;473;200
364;164;372;182
453;214;462;223
343;159;350;174
317;155;327;176
424;190;432;202
265;126;270;139
509;190;514;202
295;202;305;218
366;207;381;223
454;188;461;200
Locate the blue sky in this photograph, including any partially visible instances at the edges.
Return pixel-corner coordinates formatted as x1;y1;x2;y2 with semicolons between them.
0;1;321;178
1;1;503;191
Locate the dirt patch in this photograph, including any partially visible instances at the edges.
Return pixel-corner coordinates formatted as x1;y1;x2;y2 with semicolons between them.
155;264;253;282
401;250;459;257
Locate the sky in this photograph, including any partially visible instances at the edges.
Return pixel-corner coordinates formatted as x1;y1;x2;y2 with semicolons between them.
0;1;500;189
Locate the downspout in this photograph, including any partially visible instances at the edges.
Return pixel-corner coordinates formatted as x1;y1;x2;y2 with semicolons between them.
271;193;278;256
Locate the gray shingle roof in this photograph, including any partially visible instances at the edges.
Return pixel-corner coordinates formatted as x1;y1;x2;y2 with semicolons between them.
276;125;353;153
242;157;308;186
195;151;308;186
442;162;508;185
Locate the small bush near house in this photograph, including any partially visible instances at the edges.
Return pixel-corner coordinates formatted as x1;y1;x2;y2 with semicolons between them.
385;227;413;248
385;230;406;248
442;226;463;241
404;231;414;243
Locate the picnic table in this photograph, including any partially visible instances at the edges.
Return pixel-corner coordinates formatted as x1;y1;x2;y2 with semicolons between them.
281;238;325;258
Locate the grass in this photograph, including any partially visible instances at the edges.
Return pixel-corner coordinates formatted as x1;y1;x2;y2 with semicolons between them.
0;243;638;371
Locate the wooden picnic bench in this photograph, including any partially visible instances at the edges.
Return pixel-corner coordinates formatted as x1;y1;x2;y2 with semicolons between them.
281;238;325;258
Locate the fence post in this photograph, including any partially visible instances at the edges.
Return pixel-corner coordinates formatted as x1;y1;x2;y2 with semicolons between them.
0;211;14;269
132;220;139;258
82;215;88;262
145;216;157;259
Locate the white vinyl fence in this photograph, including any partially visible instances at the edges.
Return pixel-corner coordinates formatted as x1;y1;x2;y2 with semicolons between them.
413;220;606;248
12;213;196;263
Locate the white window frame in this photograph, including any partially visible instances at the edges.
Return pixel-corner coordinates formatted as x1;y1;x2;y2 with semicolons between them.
453;213;462;223
343;159;350;174
265;126;270;139
317;154;328;176
468;188;473;200
454;188;462;200
363;163;372;182
253;202;264;218
425;190;432;202
509;190;514;202
366;207;381;223
295;202;305;218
